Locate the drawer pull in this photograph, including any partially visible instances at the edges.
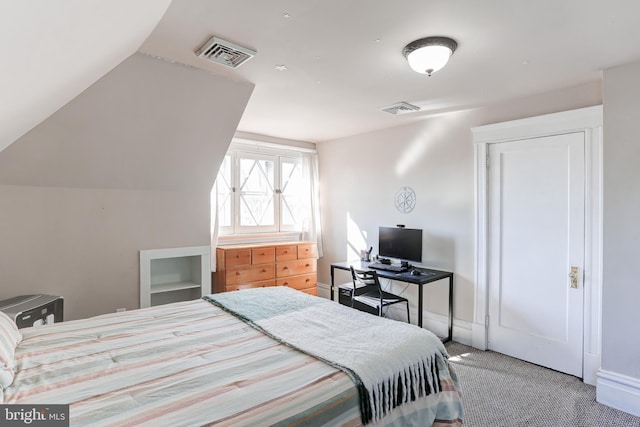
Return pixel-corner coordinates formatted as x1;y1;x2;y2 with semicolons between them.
235;272;240;275
283;266;289;270
305;278;310;282
262;269;267;273
305;264;310;267
283;282;289;286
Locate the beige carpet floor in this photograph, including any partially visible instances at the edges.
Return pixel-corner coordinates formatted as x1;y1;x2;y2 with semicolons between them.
445;342;640;427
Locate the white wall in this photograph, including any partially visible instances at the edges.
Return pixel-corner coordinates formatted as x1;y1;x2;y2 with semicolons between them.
0;53;253;320
0;185;208;320
317;81;601;339
0;0;172;152
598;60;640;415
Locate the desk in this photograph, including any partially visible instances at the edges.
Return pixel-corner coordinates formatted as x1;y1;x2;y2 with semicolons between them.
330;261;454;342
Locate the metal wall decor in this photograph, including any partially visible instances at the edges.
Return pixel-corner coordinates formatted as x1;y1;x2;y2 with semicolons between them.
394;186;416;213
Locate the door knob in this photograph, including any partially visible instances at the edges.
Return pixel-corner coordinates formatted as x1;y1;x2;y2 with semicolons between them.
569;266;579;289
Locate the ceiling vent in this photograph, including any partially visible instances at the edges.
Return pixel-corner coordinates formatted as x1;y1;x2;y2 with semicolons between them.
196;36;256;68
380;101;421;115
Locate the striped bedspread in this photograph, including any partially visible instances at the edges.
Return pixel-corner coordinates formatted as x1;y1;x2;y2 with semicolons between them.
206;287;463;425
4;293;462;426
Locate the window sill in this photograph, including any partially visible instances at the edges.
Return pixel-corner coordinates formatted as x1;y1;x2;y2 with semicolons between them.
216;232;303;246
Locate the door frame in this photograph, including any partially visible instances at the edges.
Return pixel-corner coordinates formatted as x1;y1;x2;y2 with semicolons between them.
471;105;603;385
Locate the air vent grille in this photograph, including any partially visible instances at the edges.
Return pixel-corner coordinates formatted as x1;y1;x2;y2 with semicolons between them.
380;101;421;115
196;36;256;68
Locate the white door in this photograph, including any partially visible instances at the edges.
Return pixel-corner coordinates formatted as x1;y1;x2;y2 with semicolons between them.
488;131;585;377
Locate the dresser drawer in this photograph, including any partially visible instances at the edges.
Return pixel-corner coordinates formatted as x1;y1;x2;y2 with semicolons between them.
297;243;317;259
226;264;275;285
275;245;298;261
277;273;317;291
226;279;275;292
252;247;275;265
215;242;317;294
225;249;251;267
276;258;317;277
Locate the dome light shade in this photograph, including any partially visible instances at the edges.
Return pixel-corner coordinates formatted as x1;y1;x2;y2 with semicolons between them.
403;37;457;76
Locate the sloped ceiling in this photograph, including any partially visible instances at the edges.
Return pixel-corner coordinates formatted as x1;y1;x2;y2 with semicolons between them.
0;0;172;153
0;53;254;192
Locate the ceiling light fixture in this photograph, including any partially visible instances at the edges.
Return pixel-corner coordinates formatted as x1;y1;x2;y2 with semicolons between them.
402;36;457;76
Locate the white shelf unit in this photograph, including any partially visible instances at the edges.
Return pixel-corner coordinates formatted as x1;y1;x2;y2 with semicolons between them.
140;246;211;308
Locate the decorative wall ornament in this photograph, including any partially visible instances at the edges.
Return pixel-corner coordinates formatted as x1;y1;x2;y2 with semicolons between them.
394;186;416;213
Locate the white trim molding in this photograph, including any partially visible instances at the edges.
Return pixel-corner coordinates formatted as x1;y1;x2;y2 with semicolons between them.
597;369;640;417
471;105;603;384
472;106;604;144
419;312;472;346
584;351;602;386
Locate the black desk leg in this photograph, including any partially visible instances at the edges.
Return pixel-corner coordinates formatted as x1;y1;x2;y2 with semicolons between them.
421;276;453;343
330;265;335;301
446;274;453;343
418;284;423;328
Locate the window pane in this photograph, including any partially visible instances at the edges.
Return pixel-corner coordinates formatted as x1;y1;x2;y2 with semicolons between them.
281;158;303;227
239;158;275;227
213;146;313;235
216;155;232;227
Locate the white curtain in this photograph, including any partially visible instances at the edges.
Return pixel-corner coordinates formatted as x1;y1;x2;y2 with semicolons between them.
210;149;324;268
301;152;324;257
210;183;219;272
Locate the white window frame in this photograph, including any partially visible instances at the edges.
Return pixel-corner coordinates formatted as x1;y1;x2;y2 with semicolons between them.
278;155;305;233
215;154;233;236
214;140;314;242
235;151;278;234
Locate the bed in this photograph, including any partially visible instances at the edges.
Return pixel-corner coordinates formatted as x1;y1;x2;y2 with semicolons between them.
1;287;463;426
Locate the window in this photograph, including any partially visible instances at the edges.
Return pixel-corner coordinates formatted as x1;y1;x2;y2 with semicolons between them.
212;142;313;236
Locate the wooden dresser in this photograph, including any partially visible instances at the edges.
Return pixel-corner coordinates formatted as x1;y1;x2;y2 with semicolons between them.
214;241;318;295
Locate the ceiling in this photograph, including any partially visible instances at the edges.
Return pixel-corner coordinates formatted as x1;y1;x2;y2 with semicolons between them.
141;0;640;143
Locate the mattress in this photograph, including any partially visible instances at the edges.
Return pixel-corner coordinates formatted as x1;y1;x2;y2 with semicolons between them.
3;289;463;426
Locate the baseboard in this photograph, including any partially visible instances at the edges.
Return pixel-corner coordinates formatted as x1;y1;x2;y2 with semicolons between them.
379;305;472;345
471;322;487;350
319;282;472;345
317;281;331;299
596;369;640;416
583;352;601;386
420;311;472;346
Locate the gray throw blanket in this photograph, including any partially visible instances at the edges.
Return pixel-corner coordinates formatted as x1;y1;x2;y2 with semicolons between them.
204;287;449;424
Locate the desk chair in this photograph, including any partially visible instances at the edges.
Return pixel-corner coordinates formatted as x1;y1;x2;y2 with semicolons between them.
349;266;410;323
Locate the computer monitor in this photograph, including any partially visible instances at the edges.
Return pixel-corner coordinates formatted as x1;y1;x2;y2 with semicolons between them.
378;227;423;263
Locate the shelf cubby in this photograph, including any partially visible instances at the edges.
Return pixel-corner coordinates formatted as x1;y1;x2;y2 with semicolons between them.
140;246;210;308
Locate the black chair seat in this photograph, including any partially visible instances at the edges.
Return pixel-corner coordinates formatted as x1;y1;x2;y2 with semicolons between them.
356;290;407;305
350;266;410;323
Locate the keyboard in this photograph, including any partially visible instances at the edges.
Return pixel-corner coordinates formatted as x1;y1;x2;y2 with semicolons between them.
368;262;409;272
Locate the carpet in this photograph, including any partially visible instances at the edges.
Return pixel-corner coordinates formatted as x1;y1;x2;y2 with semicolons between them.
445;342;640;427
